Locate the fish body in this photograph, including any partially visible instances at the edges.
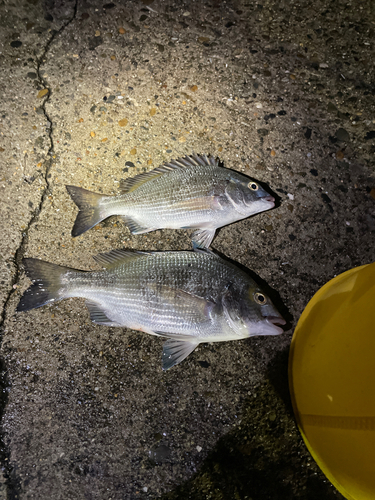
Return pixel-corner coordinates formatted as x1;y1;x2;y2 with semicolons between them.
17;250;285;369
66;154;275;248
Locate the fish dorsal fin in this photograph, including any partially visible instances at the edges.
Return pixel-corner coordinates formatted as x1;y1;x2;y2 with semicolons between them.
93;249;150;268
164;153;218;169
119;154;218;194
119;170;165;194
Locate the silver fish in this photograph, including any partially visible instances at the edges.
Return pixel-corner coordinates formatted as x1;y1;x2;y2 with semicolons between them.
66;154;275;248
17;249;285;370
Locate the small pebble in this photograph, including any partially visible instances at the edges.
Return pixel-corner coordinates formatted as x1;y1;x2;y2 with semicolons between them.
189;85;198;92
37;89;48;98
118;27;126;34
118;118;128;126
336;150;344;160
287;193;294;200
130;148;136;155
335;128;350;142
196;446;202;452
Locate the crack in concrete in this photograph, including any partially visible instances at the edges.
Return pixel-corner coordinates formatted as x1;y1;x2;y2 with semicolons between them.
0;2;78;497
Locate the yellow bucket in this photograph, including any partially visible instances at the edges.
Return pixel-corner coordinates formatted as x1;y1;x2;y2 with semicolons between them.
289;262;375;500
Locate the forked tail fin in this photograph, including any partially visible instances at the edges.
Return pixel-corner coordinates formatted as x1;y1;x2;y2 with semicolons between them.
17;258;77;312
66;185;106;237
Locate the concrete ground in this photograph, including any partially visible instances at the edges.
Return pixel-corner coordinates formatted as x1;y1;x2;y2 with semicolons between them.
0;0;374;498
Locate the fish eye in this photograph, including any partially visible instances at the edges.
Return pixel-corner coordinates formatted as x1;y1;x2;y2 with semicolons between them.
248;181;258;191
254;292;267;305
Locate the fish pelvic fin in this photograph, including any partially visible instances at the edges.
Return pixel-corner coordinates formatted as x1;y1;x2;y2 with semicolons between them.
17;258;78;312
162;338;199;370
191;228;216;249
66;185;106;237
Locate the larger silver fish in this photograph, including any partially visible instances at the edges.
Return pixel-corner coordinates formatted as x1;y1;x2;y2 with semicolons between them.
66;154;275;248
17;249;285;370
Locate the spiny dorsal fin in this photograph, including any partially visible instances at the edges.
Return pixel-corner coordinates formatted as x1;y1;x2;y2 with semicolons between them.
93;249;150;268
164;153;218;169
119;154;218;194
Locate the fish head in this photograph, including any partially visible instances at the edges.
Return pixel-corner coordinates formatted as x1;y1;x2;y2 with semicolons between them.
222;283;286;338
225;174;275;216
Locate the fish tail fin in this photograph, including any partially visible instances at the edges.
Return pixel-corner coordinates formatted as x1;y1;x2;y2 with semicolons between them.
66;185;106;237
17;258;76;312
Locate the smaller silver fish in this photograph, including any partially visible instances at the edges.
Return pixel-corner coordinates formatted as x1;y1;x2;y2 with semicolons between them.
17;249;285;370
66;154;275;248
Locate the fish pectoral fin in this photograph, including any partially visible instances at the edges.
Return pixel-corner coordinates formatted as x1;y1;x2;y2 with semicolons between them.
191;228;216;249
161;338;199;370
85;300;120;326
147;284;215;324
121;216;155;234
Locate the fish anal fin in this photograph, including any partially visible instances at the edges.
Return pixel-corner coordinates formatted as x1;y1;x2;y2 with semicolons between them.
121;216;155;235
93;249;150;268
85;300;120;326
191;228;216;249
162;338;199;370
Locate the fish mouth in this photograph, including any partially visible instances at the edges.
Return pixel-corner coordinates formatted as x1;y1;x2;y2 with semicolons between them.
263;195;275;206
265;316;286;335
